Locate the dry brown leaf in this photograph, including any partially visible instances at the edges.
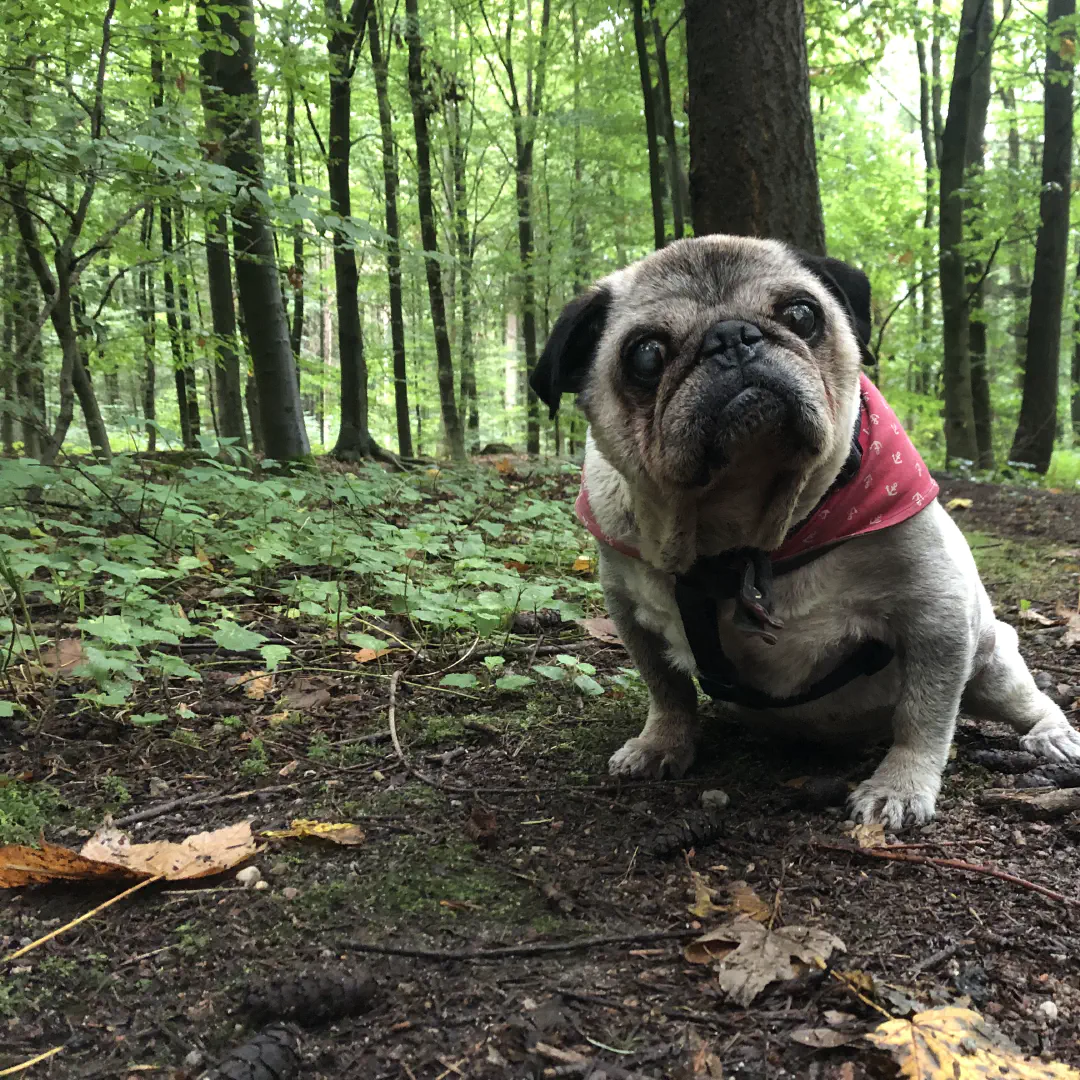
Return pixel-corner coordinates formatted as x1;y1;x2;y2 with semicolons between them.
688;1031;725;1077
572;554;593;572
687;872;727;918
36;638;87;676
790;1027;860;1049
782;776;810;789
281;683;332;710
0;840;140;887
79;821;256;880
231;670;273;700
575;617;622;645
352;648;391;664
261;819;366;846
846;822;887;849
503;560;530;573
1051;548;1080;559
729;880;771;922
945;498;973;511
684;916;845;1006
1055;603;1080;649
1019;608;1055;627
866;1005;1080;1079
494;457;514;475
463;807;498;848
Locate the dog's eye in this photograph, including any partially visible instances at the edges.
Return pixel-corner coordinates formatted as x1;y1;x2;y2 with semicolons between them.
626;338;667;387
779;301;819;340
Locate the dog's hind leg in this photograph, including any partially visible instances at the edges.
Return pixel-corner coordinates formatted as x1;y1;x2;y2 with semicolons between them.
962;620;1080;762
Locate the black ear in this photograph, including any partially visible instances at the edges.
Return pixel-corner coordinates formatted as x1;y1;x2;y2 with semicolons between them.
795;252;872;349
530;286;611;418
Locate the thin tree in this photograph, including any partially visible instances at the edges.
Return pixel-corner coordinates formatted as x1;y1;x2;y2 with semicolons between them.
137;205;157;452
632;0;665;249
685;0;825;253
1001;86;1029;374
650;2;687;241
368;2;413;458
1010;0;1075;472
405;0;466;461
915;24;936;390
198;0;310;461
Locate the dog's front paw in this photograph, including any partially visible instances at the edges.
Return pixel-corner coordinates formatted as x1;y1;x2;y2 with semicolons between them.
609;734;695;779
847;751;941;830
1020;716;1080;763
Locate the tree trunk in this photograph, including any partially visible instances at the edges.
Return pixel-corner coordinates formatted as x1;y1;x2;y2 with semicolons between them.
199;0;310;461
685;0;825;253
932;0;944;162
966;0;994;470
159;200;192;449
650;3;687;241
284;87;305;362
11;244;43;460
137;205;157;452
1002;87;1029;374
632;0;665;250
369;4;413;458
915;33;935;393
405;0;465;461
938;0;991;465
1010;0;1075;473
205;212;247;445
1070;238;1080;439
1;242;14;455
174;201;201;442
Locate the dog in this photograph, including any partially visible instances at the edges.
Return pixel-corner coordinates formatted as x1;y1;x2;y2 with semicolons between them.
529;235;1080;829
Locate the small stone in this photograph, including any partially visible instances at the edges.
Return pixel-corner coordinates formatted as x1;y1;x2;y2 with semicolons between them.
1012;829;1026;847
253;880;270;891
700;788;730;811
282;887;299;900
183;1050;205;1070
236;866;263;888
148;777;170;798
1037;1000;1059;1023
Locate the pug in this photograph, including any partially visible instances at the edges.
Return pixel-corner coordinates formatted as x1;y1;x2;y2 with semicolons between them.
530;235;1080;829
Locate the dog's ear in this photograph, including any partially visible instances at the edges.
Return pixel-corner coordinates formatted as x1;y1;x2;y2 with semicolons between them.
795;252;872;349
530;286;611;417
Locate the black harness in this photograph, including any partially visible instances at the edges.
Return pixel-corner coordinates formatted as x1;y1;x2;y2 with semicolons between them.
672;424;895;710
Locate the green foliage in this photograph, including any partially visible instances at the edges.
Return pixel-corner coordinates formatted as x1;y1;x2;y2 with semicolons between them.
0;781;62;845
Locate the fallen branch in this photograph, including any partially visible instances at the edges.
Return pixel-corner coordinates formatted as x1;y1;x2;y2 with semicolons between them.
343;928;698;962
813;840;1078;908
978;786;1080;819
112;783;303;827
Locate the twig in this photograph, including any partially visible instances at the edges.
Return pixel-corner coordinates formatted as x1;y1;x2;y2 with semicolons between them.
343;928;698;962
112;783;303;827
909;938;973;978
3;875;163;963
813;840;1078;907
0;1047;65;1077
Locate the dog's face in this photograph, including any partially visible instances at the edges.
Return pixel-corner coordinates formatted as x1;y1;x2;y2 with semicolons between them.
531;236;872;561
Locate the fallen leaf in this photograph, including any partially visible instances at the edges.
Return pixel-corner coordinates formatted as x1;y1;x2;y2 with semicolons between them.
0;841;139;887
790;1027;860;1049
464;807;498;847
495;457;514;475
278;760;299;777
946;498;973;511
685;916;845;1006
688;872;727;918
352;648;390;663
1051;549;1080;559
80;821;257;880
1019;608;1055;627
503;560;530;573
729;880;772;922
36;638;87;676
575;617;622;645
688;1031;725;1077
226;670;273;700
281;683;332;710
783;776;810;789
261;819;366;846
824;1009;858;1027
866;1005;1080;1079
845;822;886;849
572;554;593;572
1055;603;1080;649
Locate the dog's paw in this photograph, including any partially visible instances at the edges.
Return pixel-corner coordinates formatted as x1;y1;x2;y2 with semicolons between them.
847;751;941;831
608;734;695;779
1020;716;1080;763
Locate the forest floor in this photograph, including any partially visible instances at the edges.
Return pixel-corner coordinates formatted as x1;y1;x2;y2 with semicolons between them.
1;461;1079;1080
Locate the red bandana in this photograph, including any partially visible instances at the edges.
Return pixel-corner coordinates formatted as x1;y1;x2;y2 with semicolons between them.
576;374;939;565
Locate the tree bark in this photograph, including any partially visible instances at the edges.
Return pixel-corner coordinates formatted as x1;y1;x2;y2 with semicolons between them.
915;32;936;393
11;242;43;460
284;87;304;363
938;0;991;465
174;201;201;443
685;0;825;253
159;200;192;449
369;3;413;458
406;0;465;461
1071;237;1080;439
932;0;944;162
1001;86;1029;374
199;0;310;461
632;0;665;249
1010;0;1074;473
205;212;247;445
650;3;687;241
137;205;157;452
1;242;14;455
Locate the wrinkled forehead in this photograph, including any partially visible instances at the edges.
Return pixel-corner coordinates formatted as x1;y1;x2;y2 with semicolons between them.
604;237;829;337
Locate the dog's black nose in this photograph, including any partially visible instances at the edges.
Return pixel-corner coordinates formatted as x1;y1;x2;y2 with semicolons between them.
701;320;763;368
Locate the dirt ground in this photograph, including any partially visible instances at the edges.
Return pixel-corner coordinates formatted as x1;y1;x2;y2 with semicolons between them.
2;473;1079;1079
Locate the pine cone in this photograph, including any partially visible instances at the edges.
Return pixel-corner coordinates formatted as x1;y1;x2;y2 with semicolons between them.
199;1025;300;1080
244;968;376;1027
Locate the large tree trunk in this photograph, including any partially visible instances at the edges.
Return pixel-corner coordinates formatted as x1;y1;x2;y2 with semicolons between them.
205;212;247;445
199;0;309;461
137;205;157;452
369;4;413;459
325;0;378;460
405;0;465;461
1071;238;1080;439
632;0;665;250
685;0;825;253
966;0;995;470
938;0;991;465
650;3;687;241
1010;0;1074;473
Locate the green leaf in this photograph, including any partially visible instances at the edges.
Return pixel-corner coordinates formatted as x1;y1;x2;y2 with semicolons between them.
130;712;167;727
259;644;291;672
533;664;565;681
495;674;535;691
482;655;505;670
213;620;268;652
573;673;605;697
441;672;479;688
346;631;389;651
0;701;14;717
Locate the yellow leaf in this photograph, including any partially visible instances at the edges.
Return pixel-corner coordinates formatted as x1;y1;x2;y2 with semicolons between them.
866;1005;1080;1079
572;555;593;572
729;880;772;922
225;669;274;700
687;872;727;918
261;819;366;846
846;822;887;849
195;547;214;570
945;498;973;511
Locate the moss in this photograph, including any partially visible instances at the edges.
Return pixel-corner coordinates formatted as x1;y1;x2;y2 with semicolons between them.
0;781;63;844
